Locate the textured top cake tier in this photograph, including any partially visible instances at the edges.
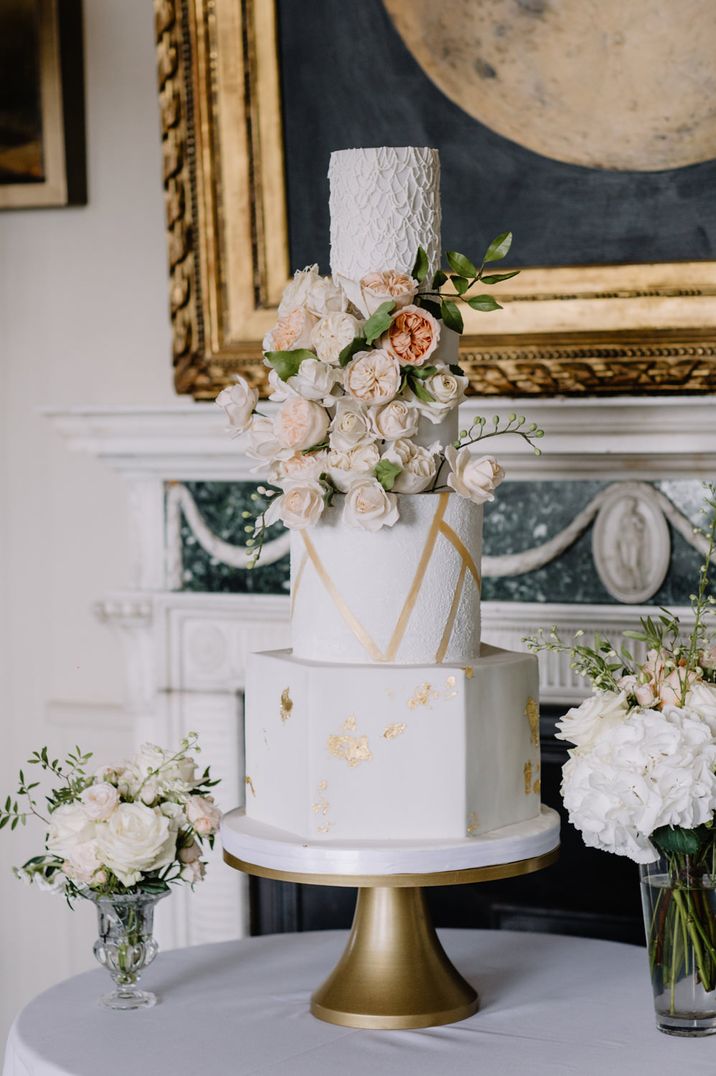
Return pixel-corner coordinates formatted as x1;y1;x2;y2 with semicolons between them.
328;146;441;282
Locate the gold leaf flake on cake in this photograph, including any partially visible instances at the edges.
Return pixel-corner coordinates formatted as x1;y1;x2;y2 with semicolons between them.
280;688;293;722
244;775;256;797
532;777;542;795
317;822;334;834
464;666;474;680
445;674;458;699
312;780;333;829
327;733;373;767
407;682;438;709
318;779;328;791
342;714;357;732
523;761;533;794
383;722;407;740
525;696;540;748
466;811;480;836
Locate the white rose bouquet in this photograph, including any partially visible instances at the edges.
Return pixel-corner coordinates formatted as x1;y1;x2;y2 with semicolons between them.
2;733;221;901
526;483;716;997
216;235;545;565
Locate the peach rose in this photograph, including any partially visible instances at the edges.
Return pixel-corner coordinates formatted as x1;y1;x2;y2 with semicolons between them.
359;270;418;315
344;349;400;405
382;305;440;367
445;447;505;504
263;306;316;352
270;449;328;485
264;480;325;530
273;396;329;453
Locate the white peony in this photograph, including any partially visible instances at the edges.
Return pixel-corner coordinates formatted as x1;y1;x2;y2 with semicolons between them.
382;439;437;493
344;350;401;405
685;681;716;735
311;311;362;364
278;265;346;318
369;399;419;441
185;796;222;836
555;691;629;749
445;447;505;504
329;399;373;452
269;449;328;486
343;477;399;532
562;705;716;864
327;442;381;492
274;397;329;454
95;803;177;887
414;365;468;423
46;804;96;860
239;415;282;464
287;357;341;405
264;480;326;530
215;376;258;435
80;782;119;822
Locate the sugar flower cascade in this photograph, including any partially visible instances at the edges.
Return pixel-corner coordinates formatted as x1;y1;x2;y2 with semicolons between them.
216;234;543;564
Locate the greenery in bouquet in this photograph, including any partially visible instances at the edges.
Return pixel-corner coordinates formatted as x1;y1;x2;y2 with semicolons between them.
1;733;221;903
526;484;716;994
215;233;543;565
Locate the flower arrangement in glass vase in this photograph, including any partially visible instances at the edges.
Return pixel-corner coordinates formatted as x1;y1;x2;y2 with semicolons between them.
527;484;716;1036
1;733;221;1009
216;233;543;563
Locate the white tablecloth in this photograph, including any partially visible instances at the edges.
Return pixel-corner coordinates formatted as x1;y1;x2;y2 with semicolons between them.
4;929;715;1076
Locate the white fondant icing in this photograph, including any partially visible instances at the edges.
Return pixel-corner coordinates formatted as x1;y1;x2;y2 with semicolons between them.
329;147;441;282
243;646;540;842
221;806;559;876
291;492;483;665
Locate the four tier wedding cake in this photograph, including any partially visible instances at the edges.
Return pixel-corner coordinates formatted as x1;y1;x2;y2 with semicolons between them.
219;147;542;844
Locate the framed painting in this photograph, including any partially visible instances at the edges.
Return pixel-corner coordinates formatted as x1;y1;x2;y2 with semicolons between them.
0;0;86;210
155;0;716;398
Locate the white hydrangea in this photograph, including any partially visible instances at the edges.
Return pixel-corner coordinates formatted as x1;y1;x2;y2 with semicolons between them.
562;705;716;863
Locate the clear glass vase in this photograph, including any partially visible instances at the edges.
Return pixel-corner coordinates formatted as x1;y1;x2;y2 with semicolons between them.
86;891;167;1010
640;855;716;1036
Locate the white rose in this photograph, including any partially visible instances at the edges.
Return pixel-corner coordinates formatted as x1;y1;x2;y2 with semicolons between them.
278;266;346;318
555;691;629;749
357;270;418;316
263;306;317;352
266;367;295;403
239;415;282;464
415;365;468;423
63;839;103;885
329;399;373;452
273;397;329;454
369;399;419;441
311;312;362;364
344;349;401;405
95;803;177;887
215;376;258;435
264;480;326;529
46;804;96;860
685;681;716;735
383;440;437;494
80;782;120;822
186;796;222;836
287;358;340;404
444;447;505;504
328;442;381;492
343;477;399;532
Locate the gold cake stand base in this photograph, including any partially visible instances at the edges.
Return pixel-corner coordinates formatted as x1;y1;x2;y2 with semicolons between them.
224;847;559;1030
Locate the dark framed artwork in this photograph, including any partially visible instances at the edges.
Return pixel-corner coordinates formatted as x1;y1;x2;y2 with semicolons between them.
0;0;86;209
156;0;716;398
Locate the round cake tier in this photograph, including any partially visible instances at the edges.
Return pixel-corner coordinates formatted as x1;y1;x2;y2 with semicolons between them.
222;806;560;877
290;491;483;665
328;146;441;282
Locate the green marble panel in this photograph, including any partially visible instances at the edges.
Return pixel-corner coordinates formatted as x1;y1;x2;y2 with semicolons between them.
175;479;711;604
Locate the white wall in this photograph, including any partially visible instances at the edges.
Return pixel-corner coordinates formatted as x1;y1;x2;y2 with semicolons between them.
0;0;174;1042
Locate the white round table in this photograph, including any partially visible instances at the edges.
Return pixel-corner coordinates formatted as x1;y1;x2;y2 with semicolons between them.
4;930;715;1076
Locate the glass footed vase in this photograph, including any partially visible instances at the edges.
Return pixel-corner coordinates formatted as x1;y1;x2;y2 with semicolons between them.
640;855;716;1036
86;891;167;1010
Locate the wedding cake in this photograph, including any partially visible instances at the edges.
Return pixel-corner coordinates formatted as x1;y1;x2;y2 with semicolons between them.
219;147;542;844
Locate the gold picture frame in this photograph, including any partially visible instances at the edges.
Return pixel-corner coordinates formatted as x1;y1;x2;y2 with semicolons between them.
156;0;716;399
0;0;86;210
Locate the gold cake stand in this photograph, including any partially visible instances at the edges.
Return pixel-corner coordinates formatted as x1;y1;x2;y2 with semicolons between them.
224;845;559;1030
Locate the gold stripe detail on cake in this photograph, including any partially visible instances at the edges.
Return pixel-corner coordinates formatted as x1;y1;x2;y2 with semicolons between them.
435;562;467;664
300;531;384;662
383;492;449;662
437;521;482;589
290;551;308;617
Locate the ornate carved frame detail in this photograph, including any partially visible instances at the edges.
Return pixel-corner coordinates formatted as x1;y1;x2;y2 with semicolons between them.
154;0;716;399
